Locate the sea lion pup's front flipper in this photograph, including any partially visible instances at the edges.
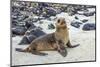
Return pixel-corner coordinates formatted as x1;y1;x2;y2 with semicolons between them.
66;40;80;48
56;40;67;57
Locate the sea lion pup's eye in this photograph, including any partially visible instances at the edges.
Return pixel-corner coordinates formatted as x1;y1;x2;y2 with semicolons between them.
57;19;60;23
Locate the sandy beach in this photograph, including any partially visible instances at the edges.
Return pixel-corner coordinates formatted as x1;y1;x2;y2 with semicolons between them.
12;29;95;66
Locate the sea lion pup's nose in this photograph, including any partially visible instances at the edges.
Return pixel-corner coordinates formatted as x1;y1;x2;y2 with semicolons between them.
61;20;66;25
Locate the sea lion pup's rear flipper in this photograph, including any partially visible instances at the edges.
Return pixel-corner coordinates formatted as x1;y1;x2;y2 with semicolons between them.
66;40;80;48
15;48;27;52
56;40;67;57
31;50;48;56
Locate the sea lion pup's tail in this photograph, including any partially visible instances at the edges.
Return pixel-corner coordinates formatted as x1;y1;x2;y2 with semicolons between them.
67;40;80;48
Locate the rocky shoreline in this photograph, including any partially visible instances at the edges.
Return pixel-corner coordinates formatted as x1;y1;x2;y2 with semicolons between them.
11;1;95;45
11;1;96;66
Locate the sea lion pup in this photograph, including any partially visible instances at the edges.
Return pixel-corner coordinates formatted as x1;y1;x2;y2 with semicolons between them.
16;33;67;57
16;17;79;57
55;17;79;48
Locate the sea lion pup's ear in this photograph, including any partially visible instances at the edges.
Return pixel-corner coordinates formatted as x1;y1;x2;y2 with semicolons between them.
57;40;67;57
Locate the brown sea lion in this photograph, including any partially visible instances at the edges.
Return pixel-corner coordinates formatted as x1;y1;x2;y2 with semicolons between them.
16;17;79;57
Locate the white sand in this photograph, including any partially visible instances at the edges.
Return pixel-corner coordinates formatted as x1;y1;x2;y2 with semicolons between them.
12;30;95;66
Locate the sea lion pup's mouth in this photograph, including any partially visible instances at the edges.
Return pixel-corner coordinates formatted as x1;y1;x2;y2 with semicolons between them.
55;17;67;29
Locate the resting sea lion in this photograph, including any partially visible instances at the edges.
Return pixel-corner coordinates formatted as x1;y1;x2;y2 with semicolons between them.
16;17;79;57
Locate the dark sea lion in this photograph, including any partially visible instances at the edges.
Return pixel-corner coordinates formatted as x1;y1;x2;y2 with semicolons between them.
16;17;79;57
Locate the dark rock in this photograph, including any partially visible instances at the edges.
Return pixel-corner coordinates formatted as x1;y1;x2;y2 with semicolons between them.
37;27;43;30
20;6;25;11
28;24;36;31
19;15;29;21
12;20;18;24
25;21;33;29
66;5;78;16
86;6;96;8
81;19;88;23
19;36;30;45
12;26;27;35
70;10;77;16
19;35;36;45
19;29;46;45
31;8;38;14
23;15;29;20
38;2;49;7
47;17;57;21
71;21;82;28
12;11;22;20
25;20;36;29
29;29;46;37
75;16;79;20
82;23;95;31
12;6;18;12
12;20;18;28
45;7;58;16
26;35;36;43
48;23;55;29
83;11;95;17
32;7;42;16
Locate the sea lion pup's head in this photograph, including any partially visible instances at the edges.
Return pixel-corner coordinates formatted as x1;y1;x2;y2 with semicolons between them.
55;17;68;29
